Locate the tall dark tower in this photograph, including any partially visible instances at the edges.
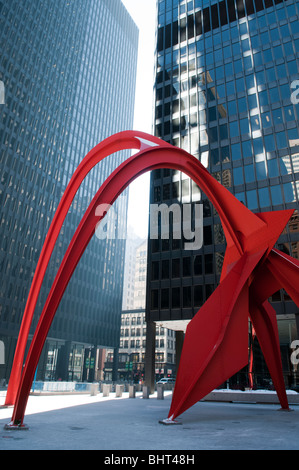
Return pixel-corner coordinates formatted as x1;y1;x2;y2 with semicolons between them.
0;0;138;382
145;0;299;391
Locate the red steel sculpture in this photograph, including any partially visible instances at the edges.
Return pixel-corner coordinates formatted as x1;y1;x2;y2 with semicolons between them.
4;131;299;428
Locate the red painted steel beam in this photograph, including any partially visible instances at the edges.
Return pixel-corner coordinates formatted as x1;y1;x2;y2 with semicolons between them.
5;131;171;406
6;131;258;407
9;141;259;425
5;132;298;427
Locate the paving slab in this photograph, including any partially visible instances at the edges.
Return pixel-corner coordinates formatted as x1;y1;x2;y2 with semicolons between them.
0;391;298;450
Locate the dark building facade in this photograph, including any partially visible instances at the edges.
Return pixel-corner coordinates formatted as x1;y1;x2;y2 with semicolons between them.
0;0;138;383
146;0;299;390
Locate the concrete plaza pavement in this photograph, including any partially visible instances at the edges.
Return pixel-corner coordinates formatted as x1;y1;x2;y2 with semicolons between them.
0;390;298;450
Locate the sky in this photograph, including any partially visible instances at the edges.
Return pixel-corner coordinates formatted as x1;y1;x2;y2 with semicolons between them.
121;0;157;239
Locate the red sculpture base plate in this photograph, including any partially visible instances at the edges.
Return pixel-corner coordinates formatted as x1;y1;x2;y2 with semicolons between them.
4;422;29;431
159;416;182;425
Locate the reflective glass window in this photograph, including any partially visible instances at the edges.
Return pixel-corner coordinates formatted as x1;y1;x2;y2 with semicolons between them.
270;28;279;42
209;126;218;143
246;74;255;90
214;48;223;63
234;59;243;73
247;189;258;209
293;155;299;173
238;97;248;113
240;117;249;134
204;254;213;274
239;22;248;34
260;31;270;44
194;285;203;306
280;24;291;38
273;45;283;60
163;183;171;199
256;161;267;180
280;84;292;101
253;52;263;67
235;191;245;204
271;185;283;206
208;107;217;122
264;135;276;152
288;128;299;148
284;106;296;122
248;94;257;109
220;124;228;140
206;52;213;65
242;140;252;158
161;289;169;309
221;146;230;162
268;158;279;178
233;166;244;185
284;42;294;57
226;80;235;95
229;121;239;137
279;155;292;176
194;255;202;275
172;258;180;278
211;149;220;165
216;83;225;98
255;71;265;86
228;100;237;114
253;137;264;155
243;55;253;69
250;114;260;131
223;45;232;59
290;20;299;35
222;29;230;42
236;77;245;92
244;163;255;183
258;90;269;107
248;18;257;32
225;62;234;76
162;260;169;279
272;108;283;124
233;42;241;55
276;131;287;149
283;182;296;203
258;187;270;207
261;112;272;128
231;143;241;161
266;67;276;82
276;63;286;79
152;262;159;280
269;87;280;103
172;287;180;308
263;48;273;63
251;35;260;49
151;290;159;309
241;38;250;52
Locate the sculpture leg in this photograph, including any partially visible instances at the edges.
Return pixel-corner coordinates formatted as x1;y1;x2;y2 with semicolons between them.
4;131;163;406
248;327;256;389
167;250;266;420
249;299;289;410
8;146;266;425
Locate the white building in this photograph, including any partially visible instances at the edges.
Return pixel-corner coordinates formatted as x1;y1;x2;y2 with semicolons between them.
119;238;176;382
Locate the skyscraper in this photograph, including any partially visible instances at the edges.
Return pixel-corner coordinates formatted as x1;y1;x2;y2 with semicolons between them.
119;238;176;383
0;0;138;383
146;0;299;390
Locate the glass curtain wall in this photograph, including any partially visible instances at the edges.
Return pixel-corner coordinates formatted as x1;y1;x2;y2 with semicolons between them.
147;0;299;389
0;0;138;383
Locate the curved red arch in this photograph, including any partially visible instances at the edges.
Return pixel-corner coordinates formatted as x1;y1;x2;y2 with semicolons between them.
5;131;171;406
6;132;299;427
